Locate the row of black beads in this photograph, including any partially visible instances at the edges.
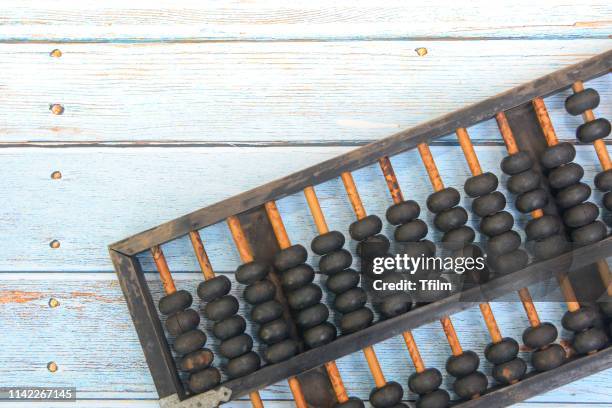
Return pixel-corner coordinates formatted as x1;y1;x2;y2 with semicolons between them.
462;172;527;385
538;142;608;354
198;275;261;380
424;187;488;400
501;151;567;371
159;290;221;393
384;200;451;408
565;87;612;324
235;261;299;365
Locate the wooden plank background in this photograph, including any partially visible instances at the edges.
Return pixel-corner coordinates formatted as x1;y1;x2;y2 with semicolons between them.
0;1;610;407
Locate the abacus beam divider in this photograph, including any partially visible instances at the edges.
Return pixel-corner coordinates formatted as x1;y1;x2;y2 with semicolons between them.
225;215;309;408
188;231;265;408
262;200;350;404
456;126;542;329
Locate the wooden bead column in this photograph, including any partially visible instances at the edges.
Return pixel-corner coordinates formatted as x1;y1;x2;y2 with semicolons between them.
226;216;309;408
303;185;449;408
151;245;221;394
566;81;612;309
188;231;264;408
262;200;361;407
379;153;526;386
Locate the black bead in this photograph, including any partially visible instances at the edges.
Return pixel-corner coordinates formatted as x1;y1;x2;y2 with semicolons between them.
340;307;374;334
531;344;565;372
434;207;468;232
599;295;612;317
303;321;337;348
197;275;231;302
386;200;421;225
159;290;192;315
356;234;391;260
501;151;533;175
311;231;345;255
188;367;221;393
533;234;569;260
398;240;436;259
480;211;514;237
226;351;260;379
165;308;200;335
408;368;442;395
484;338;519;364
236;262;269;285
452;371;488;399
508;169;540;194
296;303;329;329
427;187;460;213
446;350;479;377
577;118;611;143
571;221;607;246
263;338;298;363
472;192;506;217
464;172;498;198
320;249;353;275
516;189;548;213
573;327;608;355
281;264;315;291
489;249;529;274
213;315;246;340
287;283;322;310
274;244;308;271
395;219;428;242
556;182;591;209
486;230;521;256
220;333;253;358
562;307;599;332
204;295;239;321
540;142;576;169
174;329;207;354
178;348;214;372
563;202;599;228
349;214;383;241
334;398;365;408
522;322;558;349
549;163;584;189
605;191;612;212
334;287;367;313
492;358;527;385
416;389;450;408
244;279;277;305
442;226;475;248
258;319;289;345
369;382;403;408
251;300;284;324
326;269;360;294
378;292;412;319
565;88;600;115
595;169;612;191
525;215;561;241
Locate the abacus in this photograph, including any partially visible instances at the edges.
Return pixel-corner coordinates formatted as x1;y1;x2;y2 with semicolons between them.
110;50;612;408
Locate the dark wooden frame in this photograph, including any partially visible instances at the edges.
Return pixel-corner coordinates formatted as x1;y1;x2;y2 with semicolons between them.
110;50;612;408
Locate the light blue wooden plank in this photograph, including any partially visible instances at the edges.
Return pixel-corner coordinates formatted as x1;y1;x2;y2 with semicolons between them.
0;1;610;41
0;41;609;143
0;273;609;403
1;143;609;271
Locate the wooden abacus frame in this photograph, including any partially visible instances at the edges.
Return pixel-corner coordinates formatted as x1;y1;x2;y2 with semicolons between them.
110;49;612;408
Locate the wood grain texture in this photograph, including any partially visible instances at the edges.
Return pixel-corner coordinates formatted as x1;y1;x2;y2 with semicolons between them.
0;41;610;144
1;144;609;271
1;273;610;403
0;0;610;41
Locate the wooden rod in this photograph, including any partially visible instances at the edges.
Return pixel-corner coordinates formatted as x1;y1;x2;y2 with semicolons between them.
593;139;612;171
340;172;367;220
401;332;425;373
456;128;483;176
518;287;541;327
596;259;612;296
227;215;254;263
417;143;444;192
533;97;559;146
378;156;404;204
264;201;292;249
362;346;386;388
325;361;349;403
287;377;308;408
479;304;502;343
189;231;216;280
495;112;520;155
304;186;329;234
151;245;176;294
440;317;463;356
249;392;265;408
